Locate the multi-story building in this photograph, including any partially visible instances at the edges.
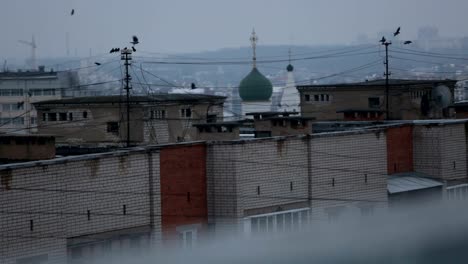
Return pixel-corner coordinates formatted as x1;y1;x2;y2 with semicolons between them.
2;118;468;263
33;94;225;147
0;67;79;134
298;79;457;121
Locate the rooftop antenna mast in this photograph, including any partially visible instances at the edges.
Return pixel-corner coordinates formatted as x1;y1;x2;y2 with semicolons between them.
18;35;37;70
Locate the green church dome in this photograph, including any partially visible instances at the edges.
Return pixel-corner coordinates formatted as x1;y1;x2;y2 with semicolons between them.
238;67;273;101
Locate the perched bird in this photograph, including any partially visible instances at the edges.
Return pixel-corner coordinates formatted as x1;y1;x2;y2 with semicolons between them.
394;27;401;37
380;36;386;43
109;48;115;53
191;83;196;89
132;46;136;52
131;35;139;45
94;62;101;66
404;41;412;45
71;9;75;16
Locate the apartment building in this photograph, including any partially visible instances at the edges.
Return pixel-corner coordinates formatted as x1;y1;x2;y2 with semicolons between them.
33;94;225;147
0;67;79;134
297;79;457;121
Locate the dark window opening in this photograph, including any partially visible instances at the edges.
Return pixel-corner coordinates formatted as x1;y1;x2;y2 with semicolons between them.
59;113;67;121
83;111;88;119
106;122;119;134
320;94;325;101
368;97;380;108
207;114;217;123
69;113;73;121
47;113;57;122
42;113;46;121
314;95;319;101
305;94;310;101
257;186;261;195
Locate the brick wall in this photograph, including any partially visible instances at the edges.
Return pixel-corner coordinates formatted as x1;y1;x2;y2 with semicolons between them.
207;131;389;236
386;125;414;174
160;144;208;243
413;124;467;180
309;131;388;220
0;149;162;264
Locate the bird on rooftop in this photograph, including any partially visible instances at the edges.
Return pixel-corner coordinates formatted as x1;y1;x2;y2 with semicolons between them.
131;35;139;45
380;36;386;43
404;41;412;45
94;62;101;66
71;9;75;16
394;27;401;37
191;83;196;89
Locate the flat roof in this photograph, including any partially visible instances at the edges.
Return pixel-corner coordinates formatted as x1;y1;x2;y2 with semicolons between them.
33;94;226;105
337;109;385;113
388;172;443;194
297;79;456;90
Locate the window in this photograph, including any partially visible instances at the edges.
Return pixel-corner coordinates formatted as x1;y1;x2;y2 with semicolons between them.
368;97;380;108
43;89;55;96
177;225;199;249
69;113;73;121
47;113;57;122
59;113;67;121
11;89;23;96
30;117;37;125
305;94;310;101
32;89;43;96
151;109;166;119
246;208;310;235
325;94;330;101
83;111;88;119
446;184;468;200
2;103;24;111
42;113;46;121
180;108;192;118
107;122;119;134
314;95;319;101
320;94;324;101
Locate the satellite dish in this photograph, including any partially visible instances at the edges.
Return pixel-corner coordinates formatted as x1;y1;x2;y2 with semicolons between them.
432;85;452;108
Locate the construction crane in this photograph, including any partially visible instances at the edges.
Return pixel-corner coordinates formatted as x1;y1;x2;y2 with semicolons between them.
18;35;37;70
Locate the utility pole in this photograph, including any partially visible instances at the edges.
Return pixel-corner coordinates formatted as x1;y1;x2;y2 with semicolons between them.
383;42;391;120
121;48;133;147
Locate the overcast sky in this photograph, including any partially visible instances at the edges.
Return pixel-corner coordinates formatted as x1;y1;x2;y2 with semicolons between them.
1;0;468;60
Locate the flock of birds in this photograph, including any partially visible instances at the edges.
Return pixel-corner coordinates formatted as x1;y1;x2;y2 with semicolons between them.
379;26;412;45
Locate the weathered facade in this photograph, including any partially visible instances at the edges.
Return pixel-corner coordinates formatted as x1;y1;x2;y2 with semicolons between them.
0;68;79;134
0;134;55;162
207;130;389;237
0;142;208;264
298;79;457;121
33;95;225;147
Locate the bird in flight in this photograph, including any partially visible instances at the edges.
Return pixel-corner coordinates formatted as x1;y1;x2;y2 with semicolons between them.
380;36;386;43
71;9;75;16
131;35;139;45
394;27;401;37
94;62;101;66
404;41;412;45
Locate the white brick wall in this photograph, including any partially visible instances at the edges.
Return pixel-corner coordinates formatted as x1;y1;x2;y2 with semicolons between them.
413;124;467;180
207;131;389;236
0;150;162;264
